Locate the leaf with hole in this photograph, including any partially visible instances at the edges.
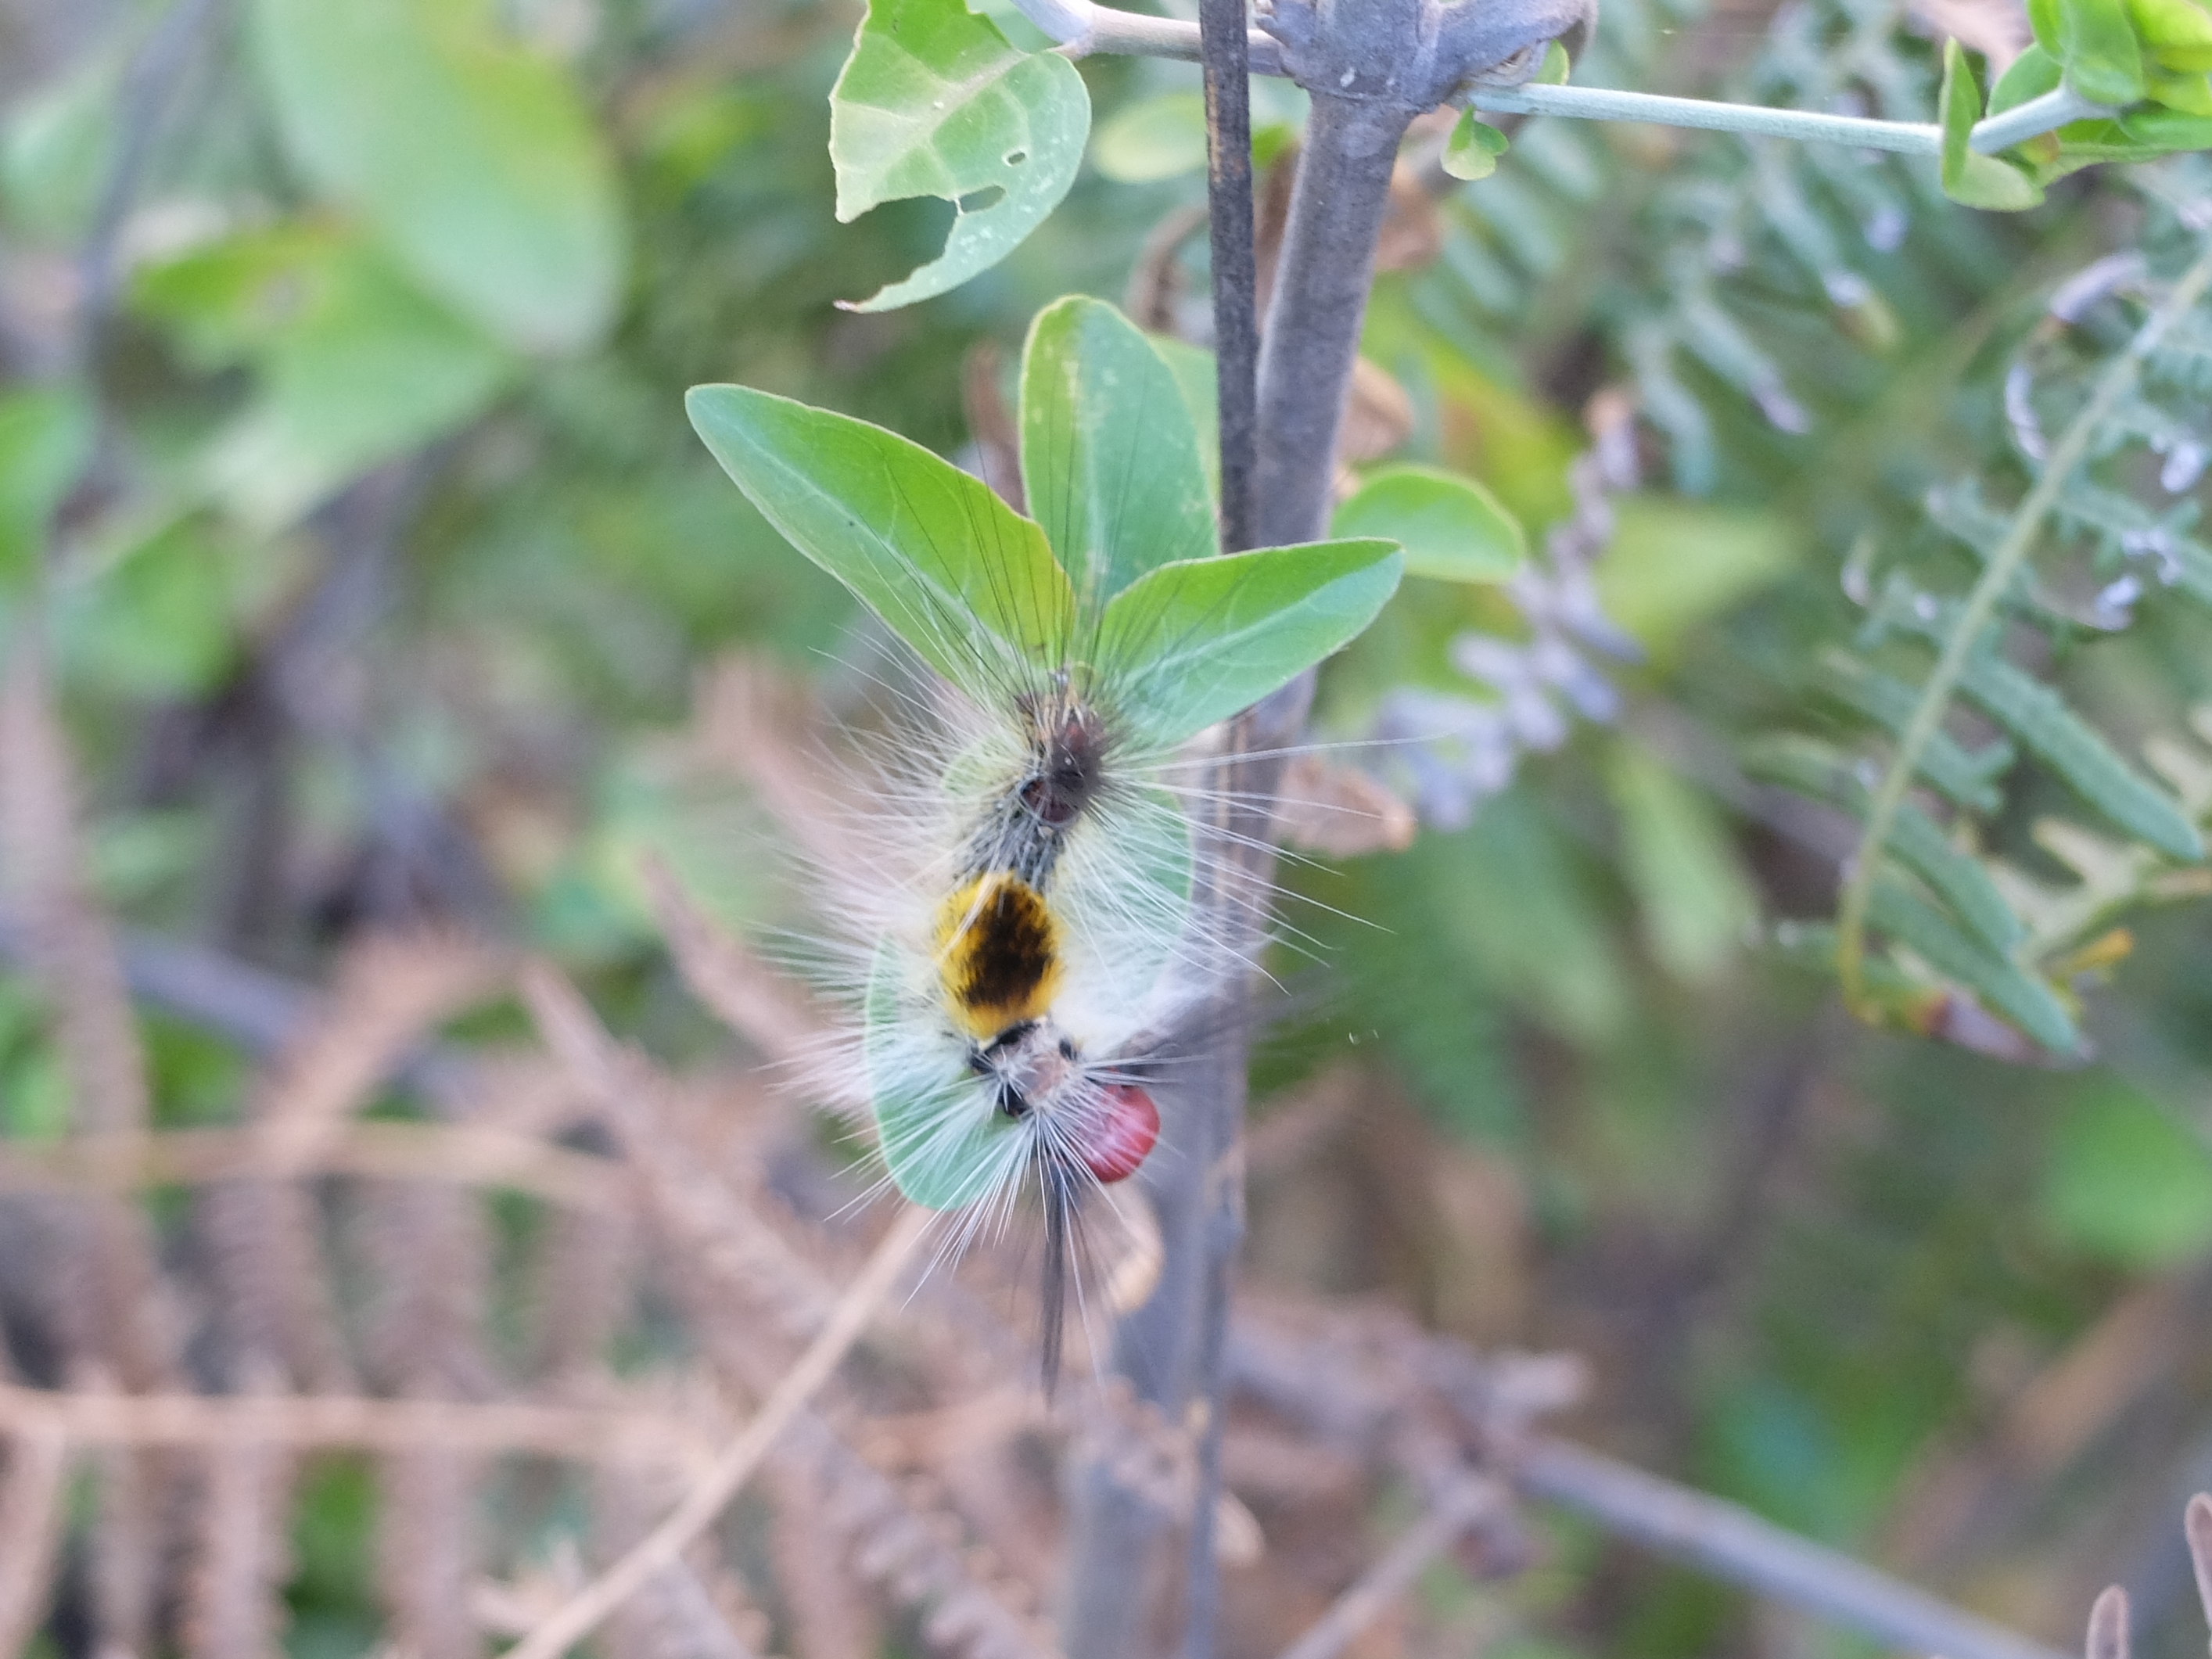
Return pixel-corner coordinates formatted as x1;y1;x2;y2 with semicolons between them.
829;0;1090;312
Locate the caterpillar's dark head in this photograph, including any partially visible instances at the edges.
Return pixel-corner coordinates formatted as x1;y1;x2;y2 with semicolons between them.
1016;697;1107;831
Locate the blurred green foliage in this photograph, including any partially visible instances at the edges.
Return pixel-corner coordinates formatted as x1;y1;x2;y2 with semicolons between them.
4;0;2212;1653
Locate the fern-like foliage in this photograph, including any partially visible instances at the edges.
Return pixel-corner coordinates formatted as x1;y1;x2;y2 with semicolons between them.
1758;163;2212;1055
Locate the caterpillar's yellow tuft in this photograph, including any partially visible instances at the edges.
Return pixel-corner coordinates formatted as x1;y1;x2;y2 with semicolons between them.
933;871;1065;1041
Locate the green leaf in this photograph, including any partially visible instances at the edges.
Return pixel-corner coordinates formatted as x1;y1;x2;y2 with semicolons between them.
1607;742;1757;982
60;520;239;698
1018;296;1216;609
2041;1080;2212;1267
1537;41;1572;82
2119;102;2212;139
1331;464;1525;584
1865;879;2077;1052
1941;41;2046;210
1991;41;2065;112
686;383;1075;700
865;939;1015;1208
1954;649;2203;860
1597;498;1794;655
189;233;512;531
1090;92;1208;182
2133;0;2212;70
2057;0;2149;102
1442;111;1510;181
0;385;93;588
249;0;624;354
2146;66;2212;112
1151;336;1221;504
1814;650;2013;813
829;0;1090;312
1097;540;1403;747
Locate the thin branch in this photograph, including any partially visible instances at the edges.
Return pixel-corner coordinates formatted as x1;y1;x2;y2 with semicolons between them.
1011;0;2107;156
1199;0;1258;555
1273;1474;1510;1659
1513;1437;2073;1659
1011;0;1286;70
0;1122;623;1212
1834;239;2212;1015
0;1381;709;1463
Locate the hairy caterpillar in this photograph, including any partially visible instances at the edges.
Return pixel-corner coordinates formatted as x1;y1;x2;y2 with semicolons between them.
688;296;1402;1386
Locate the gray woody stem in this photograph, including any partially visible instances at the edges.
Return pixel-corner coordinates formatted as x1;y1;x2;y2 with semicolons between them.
1058;0;1593;1652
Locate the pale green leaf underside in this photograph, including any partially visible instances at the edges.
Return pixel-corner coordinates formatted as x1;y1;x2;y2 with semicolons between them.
1331;463;1525;584
829;0;1089;312
248;0;624;354
1019;296;1216;610
686;384;1074;699
865;941;1013;1209
1150;336;1222;505
1098;540;1405;747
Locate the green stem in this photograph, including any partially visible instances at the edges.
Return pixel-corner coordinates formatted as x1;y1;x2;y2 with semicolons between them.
1834;237;2212;1019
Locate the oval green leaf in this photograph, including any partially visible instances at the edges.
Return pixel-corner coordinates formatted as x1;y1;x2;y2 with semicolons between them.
1019;296;1216;609
1096;538;1404;748
1331;463;1525;584
687;383;1075;699
830;0;1090;313
1090;92;1208;182
249;0;624;355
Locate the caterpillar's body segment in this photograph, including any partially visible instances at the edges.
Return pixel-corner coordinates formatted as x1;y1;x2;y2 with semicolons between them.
935;872;1065;1041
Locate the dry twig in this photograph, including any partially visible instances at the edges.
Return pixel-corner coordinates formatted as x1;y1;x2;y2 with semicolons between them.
0;1380;709;1462
1273;1471;1509;1659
